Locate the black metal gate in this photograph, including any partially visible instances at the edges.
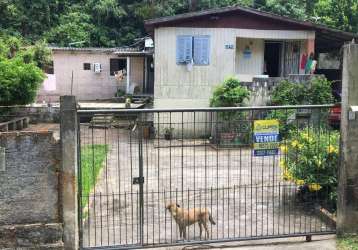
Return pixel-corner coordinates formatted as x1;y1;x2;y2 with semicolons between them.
77;105;337;249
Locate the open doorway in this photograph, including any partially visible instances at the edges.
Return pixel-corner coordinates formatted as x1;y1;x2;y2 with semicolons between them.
264;42;282;77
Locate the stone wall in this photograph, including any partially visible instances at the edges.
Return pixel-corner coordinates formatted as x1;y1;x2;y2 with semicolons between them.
242;74;321;106
0;131;63;249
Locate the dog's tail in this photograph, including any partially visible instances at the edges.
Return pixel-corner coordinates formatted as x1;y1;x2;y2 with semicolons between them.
209;213;216;225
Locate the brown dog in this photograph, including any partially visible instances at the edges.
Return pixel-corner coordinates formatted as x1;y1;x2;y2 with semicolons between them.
165;202;216;239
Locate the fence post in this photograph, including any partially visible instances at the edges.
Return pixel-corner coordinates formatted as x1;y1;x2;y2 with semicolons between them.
60;96;79;249
337;43;358;234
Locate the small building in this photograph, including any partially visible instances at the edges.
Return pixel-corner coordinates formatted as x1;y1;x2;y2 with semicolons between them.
145;5;357;109
37;47;154;102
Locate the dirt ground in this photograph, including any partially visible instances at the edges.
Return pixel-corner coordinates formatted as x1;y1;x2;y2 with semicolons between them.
78;126;334;248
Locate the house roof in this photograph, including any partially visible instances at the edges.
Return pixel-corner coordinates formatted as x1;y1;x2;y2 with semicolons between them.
50;47;153;56
145;5;357;52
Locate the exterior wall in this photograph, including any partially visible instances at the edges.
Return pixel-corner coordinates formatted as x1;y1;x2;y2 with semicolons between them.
0;132;60;225
235;38;264;81
154;27;315;109
52;51;144;101
0;131;63;248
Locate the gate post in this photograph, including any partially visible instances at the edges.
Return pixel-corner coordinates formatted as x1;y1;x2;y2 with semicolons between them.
60;96;79;249
337;43;358;234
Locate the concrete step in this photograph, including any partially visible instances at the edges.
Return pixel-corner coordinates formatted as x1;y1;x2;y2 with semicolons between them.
90;115;114;128
0;223;63;249
4;242;65;250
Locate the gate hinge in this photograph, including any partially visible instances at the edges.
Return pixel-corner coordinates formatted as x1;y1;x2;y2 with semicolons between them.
133;177;144;185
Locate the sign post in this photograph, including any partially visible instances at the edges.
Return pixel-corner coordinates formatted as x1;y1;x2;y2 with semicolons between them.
253;120;280;156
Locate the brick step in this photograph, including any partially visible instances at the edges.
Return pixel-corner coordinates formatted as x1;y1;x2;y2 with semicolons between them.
0;223;63;249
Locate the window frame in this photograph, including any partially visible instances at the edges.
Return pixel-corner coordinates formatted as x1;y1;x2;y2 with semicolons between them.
110;58;127;76
176;35;193;65
193;35;210;66
83;63;91;70
176;35;210;66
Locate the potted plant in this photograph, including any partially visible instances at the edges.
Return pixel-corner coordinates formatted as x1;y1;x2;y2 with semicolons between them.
210;77;250;146
164;127;174;140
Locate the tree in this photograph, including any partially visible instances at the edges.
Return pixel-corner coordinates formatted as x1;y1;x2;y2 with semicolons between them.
261;0;306;19
253;0;267;8
46;10;95;47
314;0;358;33
1;0;357;48
0;36;45;106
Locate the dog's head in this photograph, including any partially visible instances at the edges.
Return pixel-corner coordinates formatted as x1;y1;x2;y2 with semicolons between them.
165;202;180;212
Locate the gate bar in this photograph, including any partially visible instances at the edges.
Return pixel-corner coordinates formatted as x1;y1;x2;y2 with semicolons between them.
81;231;336;250
77;104;335;114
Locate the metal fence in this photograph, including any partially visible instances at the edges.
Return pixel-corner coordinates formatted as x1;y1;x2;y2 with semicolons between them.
77;105;337;249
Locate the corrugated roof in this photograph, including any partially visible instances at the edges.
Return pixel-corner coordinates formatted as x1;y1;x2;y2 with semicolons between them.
145;4;357;52
145;4;357;38
50;47;153;55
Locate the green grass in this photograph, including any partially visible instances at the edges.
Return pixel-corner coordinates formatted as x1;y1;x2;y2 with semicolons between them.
338;235;358;250
80;144;109;208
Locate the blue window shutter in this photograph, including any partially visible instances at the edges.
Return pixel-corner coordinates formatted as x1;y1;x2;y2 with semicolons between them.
176;36;193;64
193;36;210;65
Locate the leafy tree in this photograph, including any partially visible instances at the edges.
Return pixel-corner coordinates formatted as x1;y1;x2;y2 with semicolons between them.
0;0;357;48
0;58;44;105
46;10;94;47
253;0;267;8
314;0;358;33
260;0;306;19
0;36;45;105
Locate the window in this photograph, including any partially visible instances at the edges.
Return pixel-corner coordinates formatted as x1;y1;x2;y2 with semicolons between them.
83;63;91;70
193;36;210;65
176;36;193;64
110;58;127;76
176;35;210;65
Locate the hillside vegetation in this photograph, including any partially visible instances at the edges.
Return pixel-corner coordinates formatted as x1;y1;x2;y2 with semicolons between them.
0;0;356;48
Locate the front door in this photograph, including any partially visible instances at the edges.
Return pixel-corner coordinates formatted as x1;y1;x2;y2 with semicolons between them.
264;41;282;77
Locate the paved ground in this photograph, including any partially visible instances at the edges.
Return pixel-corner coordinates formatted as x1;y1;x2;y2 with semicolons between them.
25;123;60;139
145;235;336;250
79;126;335;248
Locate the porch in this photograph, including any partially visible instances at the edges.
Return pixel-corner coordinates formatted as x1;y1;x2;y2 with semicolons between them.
235;38;314;82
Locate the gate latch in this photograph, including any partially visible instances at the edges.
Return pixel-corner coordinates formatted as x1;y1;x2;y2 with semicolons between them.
133;177;144;185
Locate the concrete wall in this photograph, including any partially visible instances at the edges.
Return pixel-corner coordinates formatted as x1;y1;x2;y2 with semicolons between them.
154;27;315;109
0;131;63;249
51;51;144;101
337;43;358;234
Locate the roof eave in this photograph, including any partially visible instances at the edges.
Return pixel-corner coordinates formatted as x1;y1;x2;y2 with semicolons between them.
144;5;358;40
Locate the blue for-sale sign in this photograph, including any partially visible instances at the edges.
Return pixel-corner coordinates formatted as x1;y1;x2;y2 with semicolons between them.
253;120;280;156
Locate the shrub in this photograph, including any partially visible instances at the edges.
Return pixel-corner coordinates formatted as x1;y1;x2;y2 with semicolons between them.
210;77;250;121
280;128;339;207
269;76;334;138
271;76;334;106
271;80;306;105
210;77;250;108
210;77;251;145
307;76;334;104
